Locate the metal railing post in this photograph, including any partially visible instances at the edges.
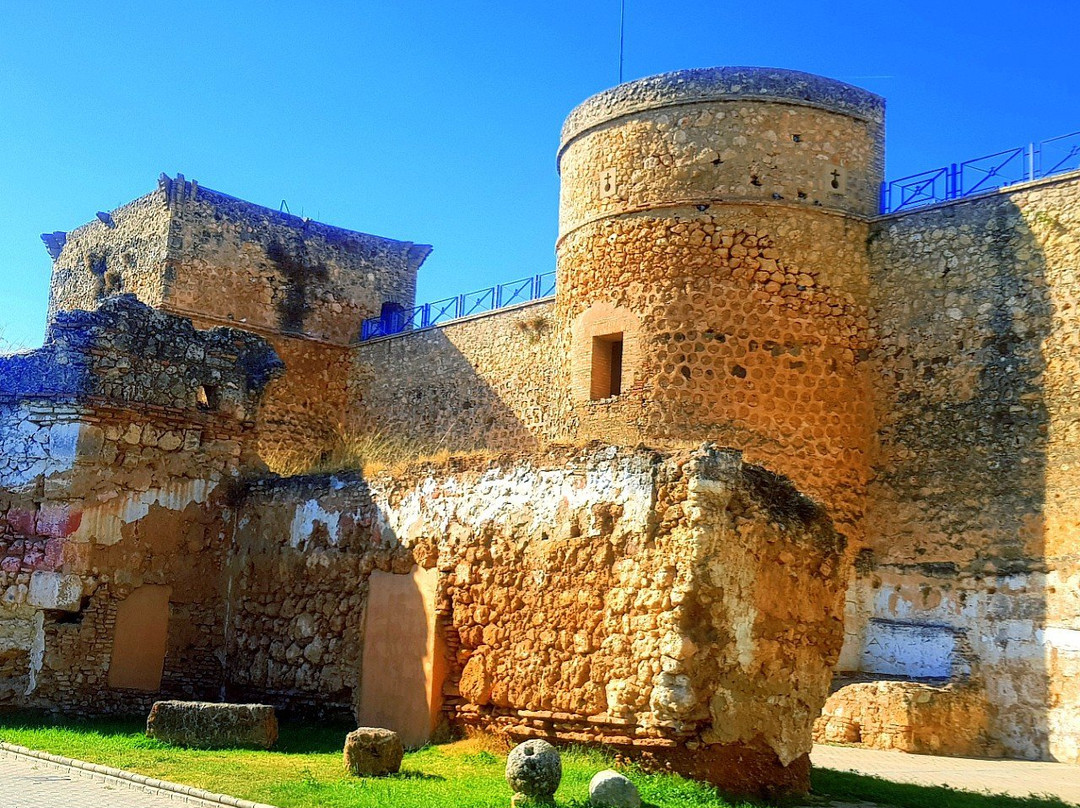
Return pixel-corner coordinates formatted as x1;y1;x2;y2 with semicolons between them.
948;163;959;199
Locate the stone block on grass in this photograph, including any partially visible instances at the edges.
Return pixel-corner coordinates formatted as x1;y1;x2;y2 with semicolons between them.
146;701;278;749
343;727;404;776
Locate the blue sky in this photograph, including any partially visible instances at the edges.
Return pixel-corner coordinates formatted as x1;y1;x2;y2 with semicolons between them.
1;0;1077;349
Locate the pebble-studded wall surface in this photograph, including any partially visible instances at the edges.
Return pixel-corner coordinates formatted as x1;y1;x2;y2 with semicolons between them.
552;68;884;548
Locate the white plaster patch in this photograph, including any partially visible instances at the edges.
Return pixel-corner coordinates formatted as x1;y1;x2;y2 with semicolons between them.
373;452;655;544
70;479;212;545
27;572;83;611
26;610;44;695
1045;626;1080;653
861;619;957;678
290;498;342;548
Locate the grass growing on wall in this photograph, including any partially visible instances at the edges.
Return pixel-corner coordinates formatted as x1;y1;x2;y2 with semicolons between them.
261;428;499;478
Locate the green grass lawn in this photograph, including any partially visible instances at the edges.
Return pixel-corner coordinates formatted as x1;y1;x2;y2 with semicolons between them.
0;713;1074;808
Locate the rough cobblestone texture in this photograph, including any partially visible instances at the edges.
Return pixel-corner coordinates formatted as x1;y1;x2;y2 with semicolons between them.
0;297;281;713
231;444;849;797
145;701;278;749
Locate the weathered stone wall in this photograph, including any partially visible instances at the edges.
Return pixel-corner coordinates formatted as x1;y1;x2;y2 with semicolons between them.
348;301;565;451
44;176;431;468
229;445;849;797
553;68;884;545
160;177;430;344
814;680;994;756
46;192;171;321
839;172;1080;761
0;297;281;713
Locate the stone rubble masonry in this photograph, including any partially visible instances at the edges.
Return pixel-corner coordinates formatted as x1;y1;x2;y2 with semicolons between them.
45;174;432;469
145;700;279;750
6;64;1080;775
554;67;883;549
813;679;994;757
230;444;849;798
350;300;566;450
0;296;282;713
846;173;1080;763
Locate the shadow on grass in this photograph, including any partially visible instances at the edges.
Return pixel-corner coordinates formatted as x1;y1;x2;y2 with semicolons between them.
274;722;356;755
812;768;1076;808
389;770;446;781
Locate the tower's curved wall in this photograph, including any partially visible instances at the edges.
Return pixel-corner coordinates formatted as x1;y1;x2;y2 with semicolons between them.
555;67;885;539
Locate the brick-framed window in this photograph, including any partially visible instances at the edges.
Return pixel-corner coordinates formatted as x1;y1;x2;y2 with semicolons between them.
590;332;624;400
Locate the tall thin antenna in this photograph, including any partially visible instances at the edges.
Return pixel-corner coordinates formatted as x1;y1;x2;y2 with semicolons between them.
618;0;626;84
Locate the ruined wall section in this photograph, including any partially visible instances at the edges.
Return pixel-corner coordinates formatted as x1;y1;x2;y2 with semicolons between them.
0;297;281;712
160;178;429;344
348;301;566;452
45;191;172;320
230;445;848;797
854;173;1080;761
44;176;431;471
157;177;431;470
555;68;884;544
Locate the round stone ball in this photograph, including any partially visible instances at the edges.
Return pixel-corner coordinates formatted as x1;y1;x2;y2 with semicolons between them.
505;739;562;799
589;769;641;808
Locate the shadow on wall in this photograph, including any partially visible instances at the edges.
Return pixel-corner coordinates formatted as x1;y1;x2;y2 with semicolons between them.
347;304;564;461
852;186;1080;761
221;475;438;729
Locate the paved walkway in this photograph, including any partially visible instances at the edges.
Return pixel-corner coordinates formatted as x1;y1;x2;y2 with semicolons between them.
813;744;1080;804
0;748;224;808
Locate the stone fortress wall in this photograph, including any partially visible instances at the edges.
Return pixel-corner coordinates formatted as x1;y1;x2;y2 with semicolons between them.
818;173;1080;761
0;297;282;711
349;300;564;450
553;68;882;547
45;174;432;471
1;64;1079;793
348;69;1080;764
0;297;851;795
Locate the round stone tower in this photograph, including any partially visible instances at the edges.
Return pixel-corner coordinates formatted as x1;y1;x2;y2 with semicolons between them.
555;67;885;540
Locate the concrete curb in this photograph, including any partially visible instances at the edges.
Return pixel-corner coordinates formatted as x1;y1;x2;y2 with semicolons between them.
0;741;279;808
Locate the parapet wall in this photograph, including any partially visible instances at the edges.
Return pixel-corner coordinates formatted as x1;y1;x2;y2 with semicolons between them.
348;301;565;452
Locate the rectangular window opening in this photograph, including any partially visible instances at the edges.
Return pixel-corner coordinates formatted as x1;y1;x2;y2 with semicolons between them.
590;333;624;400
196;385;219;412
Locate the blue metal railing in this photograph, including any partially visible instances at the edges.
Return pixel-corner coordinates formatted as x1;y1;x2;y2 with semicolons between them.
882;131;1080;214
359;271;556;341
